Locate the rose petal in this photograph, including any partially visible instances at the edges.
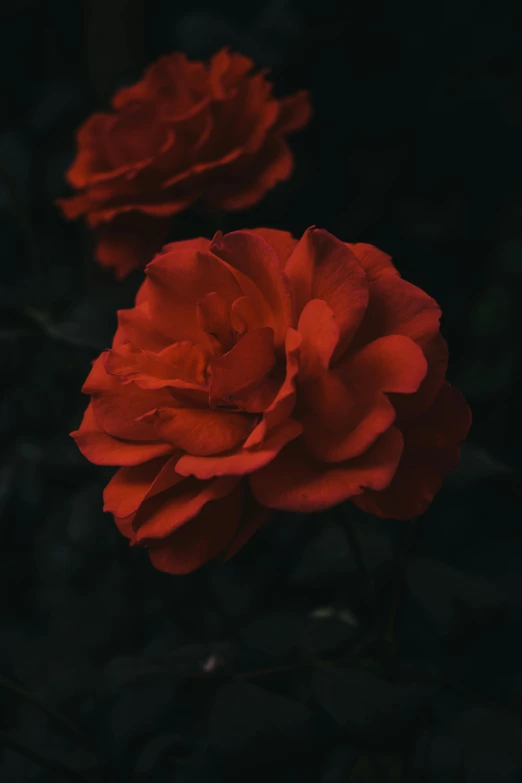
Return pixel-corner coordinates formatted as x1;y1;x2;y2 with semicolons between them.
197;292;236;352
95;213;171;279
134;475;240;542
113;303;171;352
175;418;303;480
106;342;209;395
300;373;397;463
353;383;471;519
204;137;293;212
250;228;298;266
285;227;369;357
224;492;273;560
354;275;442;351
103;454;185;518
390;333;448;420
84;354;172;441
249;426;404;512
210;230;295;345
346;242;399;281
298;299;340;376
153;407;254;456
209;327;276;409
143;238;243;344
71;403;173;466
272;90;312;134
337;334;428;394
147;482;244;574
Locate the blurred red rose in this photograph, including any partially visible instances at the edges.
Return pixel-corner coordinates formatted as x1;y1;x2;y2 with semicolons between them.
57;49;311;278
72;227;471;574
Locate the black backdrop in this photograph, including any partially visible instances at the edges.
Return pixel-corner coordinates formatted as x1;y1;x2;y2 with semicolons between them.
1;1;521;781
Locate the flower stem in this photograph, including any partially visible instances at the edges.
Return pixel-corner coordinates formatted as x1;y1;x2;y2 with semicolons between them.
343;514;383;645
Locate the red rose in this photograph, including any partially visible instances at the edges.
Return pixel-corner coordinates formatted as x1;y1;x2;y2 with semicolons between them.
72;227;471;574
57;49;311;279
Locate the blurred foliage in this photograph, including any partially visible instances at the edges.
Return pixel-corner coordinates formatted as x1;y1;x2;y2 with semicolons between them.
0;0;521;781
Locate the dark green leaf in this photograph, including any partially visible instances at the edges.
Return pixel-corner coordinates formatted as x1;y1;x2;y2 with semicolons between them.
316;666;432;749
209;680;313;764
133;732;181;776
406;556;506;637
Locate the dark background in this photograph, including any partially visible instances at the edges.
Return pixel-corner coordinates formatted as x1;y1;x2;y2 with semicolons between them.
1;1;521;781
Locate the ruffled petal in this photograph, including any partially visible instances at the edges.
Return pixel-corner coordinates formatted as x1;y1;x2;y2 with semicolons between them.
94;213;171;279
353;383;472;519
224;492;273;560
209;327;277;410
147;482;244;574
174;418;303;480
272;90;312;134
346;242;399;281
85;354;173;441
249;426;404;512
103;454;184;518
152;407;255;456
298;299;340;376
143;238;242;344
210;230;296;345
250;228;298;266
337;334;428;394
300;373;397;463
134;475;240;542
71;403;173;466
285;227;369;357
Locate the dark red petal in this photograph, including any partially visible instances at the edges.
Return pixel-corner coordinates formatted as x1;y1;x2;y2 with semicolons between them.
203;138;293;212
249;426;404;512
250;228;298;266
103;454;184;518
285;227;369;357
94;213;171;279
135;475;240;542
144;238;242;345
337;334;428;394
210;230;296;345
346;242;399;281
209;327;276;408
353;383;472;519
272;90;312;134
71;403;173;466
298;299;340;376
113;303;171;353
223;493;273;560
147;482;244;574
153;408;254;456
174;418;303;480
301;375;397;463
